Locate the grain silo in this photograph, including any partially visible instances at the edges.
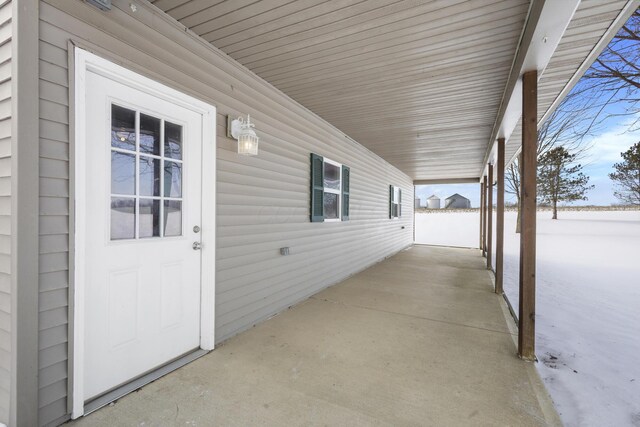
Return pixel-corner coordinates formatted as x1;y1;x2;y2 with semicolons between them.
426;195;441;209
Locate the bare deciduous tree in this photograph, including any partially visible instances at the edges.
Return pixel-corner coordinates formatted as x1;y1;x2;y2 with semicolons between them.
581;9;640;130
505;8;640;231
506;92;595;232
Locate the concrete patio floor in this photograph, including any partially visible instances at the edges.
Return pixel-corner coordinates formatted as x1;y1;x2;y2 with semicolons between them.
69;245;560;426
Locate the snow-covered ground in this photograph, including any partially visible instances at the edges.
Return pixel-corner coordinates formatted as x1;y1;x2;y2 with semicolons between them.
416;210;640;427
414;211;480;248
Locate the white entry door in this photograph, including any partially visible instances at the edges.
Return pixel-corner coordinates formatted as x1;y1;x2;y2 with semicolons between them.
81;66;207;401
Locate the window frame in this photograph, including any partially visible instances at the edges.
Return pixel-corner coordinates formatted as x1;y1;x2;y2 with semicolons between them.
322;157;343;222
390;185;401;219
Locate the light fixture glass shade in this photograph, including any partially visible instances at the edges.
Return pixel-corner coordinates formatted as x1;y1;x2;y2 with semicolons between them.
237;129;258;155
236;115;259;156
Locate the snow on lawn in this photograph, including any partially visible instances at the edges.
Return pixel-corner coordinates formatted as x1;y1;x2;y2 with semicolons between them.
416;210;640;427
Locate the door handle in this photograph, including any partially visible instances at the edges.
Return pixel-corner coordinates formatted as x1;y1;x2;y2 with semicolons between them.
193;242;202;250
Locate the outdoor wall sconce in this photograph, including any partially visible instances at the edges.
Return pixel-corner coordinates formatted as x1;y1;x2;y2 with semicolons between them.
227;114;259;156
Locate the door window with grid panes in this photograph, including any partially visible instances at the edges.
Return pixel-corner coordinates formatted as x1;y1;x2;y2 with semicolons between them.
110;104;184;240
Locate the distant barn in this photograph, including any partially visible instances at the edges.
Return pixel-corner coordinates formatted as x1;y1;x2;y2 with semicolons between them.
444;193;471;209
426;195;441;209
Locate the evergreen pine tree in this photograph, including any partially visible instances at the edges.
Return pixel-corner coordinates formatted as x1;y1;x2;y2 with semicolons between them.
609;141;640;205
538;147;594;219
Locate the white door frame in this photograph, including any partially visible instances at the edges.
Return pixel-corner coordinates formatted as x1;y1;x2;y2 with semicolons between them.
72;48;216;418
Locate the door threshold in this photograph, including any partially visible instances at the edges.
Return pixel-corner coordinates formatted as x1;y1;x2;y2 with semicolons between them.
83;348;209;416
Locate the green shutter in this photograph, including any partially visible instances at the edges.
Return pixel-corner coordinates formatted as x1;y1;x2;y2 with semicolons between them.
342;165;350;221
389;185;393;219
310;153;324;222
398;188;402;217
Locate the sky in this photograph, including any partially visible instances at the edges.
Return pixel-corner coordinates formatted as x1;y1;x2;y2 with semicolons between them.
578;114;640;204
416;107;640;209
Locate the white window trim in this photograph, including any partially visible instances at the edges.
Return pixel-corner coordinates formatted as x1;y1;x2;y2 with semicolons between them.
323;157;342;222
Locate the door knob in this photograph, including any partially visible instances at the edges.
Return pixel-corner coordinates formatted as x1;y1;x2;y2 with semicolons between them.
192;242;202;250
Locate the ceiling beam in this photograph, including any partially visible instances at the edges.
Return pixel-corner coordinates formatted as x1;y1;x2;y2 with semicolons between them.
480;0;581;179
414;178;480;186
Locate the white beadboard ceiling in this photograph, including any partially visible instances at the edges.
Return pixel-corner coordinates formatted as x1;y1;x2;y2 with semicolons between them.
150;0;634;182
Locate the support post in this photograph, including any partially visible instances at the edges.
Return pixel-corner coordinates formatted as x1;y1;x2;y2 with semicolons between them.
483;176;488;257
519;70;537;360
487;164;494;270
413;186;416;243
479;181;485;251
496;138;505;294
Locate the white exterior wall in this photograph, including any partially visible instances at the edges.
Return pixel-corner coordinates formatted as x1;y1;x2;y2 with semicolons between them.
36;1;413;425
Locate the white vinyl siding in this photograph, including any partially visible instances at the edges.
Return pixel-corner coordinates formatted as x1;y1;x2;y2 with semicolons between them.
0;1;11;424
37;1;413;425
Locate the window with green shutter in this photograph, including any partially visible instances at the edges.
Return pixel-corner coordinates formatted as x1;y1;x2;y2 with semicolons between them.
390;185;401;219
310;153;324;222
310;153;350;222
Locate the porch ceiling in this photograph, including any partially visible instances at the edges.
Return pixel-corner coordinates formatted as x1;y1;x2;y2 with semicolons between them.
150;0;634;182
